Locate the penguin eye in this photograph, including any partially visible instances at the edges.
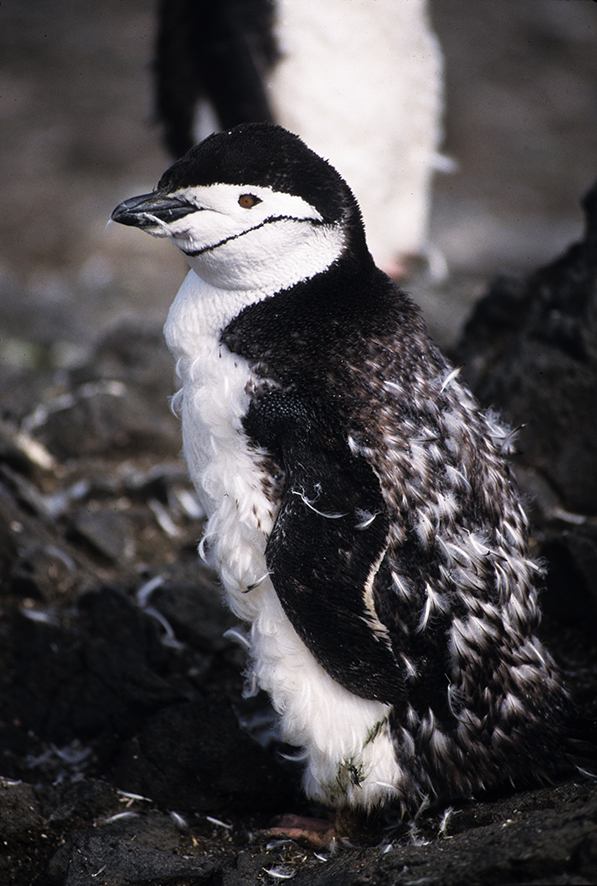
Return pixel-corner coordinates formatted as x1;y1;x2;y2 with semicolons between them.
238;194;262;209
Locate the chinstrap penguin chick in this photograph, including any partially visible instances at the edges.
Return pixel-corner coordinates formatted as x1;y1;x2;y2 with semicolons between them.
112;122;569;821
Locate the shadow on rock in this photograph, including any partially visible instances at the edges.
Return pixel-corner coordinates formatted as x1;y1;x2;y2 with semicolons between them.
455;179;597;640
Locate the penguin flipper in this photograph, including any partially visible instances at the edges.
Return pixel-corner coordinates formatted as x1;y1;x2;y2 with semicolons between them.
244;392;404;705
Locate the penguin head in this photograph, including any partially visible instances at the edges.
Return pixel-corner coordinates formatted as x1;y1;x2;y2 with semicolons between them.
112;123;369;291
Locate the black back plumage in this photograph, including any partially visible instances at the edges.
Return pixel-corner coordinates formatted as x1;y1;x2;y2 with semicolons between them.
222;231;570;805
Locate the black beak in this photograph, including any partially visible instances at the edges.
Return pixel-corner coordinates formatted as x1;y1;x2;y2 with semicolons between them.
111;191;195;228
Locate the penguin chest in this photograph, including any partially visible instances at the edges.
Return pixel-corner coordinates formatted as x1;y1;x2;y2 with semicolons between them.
180;347;281;618
164;286;281;624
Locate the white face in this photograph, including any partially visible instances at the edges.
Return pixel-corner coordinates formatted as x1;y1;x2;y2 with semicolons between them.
145;183;346;293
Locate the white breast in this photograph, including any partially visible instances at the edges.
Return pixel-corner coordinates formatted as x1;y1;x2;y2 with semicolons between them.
164;269;277;620
164;268;404;810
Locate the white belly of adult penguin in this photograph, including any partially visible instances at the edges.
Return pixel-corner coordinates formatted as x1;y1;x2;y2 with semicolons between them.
112;123;568;825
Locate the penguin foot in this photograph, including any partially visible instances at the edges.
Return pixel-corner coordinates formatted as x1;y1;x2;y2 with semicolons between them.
269;813;337;850
268;807;373;849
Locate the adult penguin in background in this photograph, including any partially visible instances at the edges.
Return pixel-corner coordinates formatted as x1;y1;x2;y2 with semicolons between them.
154;0;445;276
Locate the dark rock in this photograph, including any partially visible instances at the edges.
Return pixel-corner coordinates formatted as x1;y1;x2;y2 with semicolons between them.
455;180;597;516
68;506;132;563
46;812;222;886
0;462;83;603
0;461;54;520
1;588;187;758
455;180;597;650
35;382;180;461
4;774;597;885
0;778;119;886
82;322;177;401
541;524;597;629
0;418;33;476
0;470;100;605
151;581;237;651
22;323;182;462
0;481;19;584
0;778;43;838
112;697;296;815
351;782;597;886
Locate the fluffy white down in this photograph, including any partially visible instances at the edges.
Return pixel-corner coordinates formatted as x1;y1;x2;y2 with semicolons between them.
164;269;404;809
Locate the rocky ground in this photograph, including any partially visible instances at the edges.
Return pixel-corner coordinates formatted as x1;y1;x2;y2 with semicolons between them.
1;1;597;884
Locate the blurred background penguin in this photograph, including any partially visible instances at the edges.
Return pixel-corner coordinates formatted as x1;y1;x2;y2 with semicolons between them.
154;0;445;278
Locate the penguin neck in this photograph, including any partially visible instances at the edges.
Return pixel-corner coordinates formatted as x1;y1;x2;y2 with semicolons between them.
164;270;260;358
182;219;347;296
164;212;374;360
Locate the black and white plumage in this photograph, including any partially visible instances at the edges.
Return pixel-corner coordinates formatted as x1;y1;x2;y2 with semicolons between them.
112;123;568;817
